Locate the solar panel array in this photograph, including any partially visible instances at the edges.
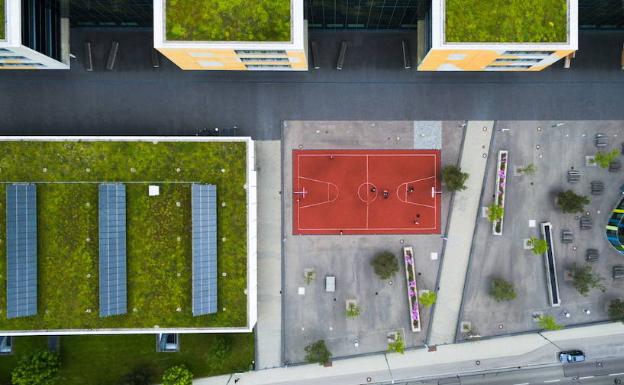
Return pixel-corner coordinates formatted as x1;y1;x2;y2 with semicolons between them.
191;184;218;316
98;183;127;317
6;184;38;319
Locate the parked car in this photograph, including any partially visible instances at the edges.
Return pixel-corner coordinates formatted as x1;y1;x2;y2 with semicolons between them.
559;350;585;364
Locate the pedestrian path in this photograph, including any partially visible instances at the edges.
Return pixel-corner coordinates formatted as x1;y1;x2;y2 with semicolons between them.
255;141;283;369
428;121;494;346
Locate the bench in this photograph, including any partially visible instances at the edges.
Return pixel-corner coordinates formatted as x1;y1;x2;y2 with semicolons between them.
325;275;335;292
609;159;622;172
614;265;624;279
595;133;609;148
590;180;604;195
586;249;599;262
580;216;593;230
567;170;580;183
561;229;574;243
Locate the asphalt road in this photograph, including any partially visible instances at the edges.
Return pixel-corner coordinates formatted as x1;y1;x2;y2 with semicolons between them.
1;29;624;139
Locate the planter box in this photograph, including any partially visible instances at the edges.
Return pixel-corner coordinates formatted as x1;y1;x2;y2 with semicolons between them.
492;150;509;236
403;247;421;332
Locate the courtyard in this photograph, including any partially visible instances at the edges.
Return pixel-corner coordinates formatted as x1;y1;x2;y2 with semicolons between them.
460;121;624;340
282;121;462;363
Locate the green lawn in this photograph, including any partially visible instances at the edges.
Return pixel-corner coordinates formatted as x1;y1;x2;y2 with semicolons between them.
0;141;248;330
0;0;5;40
0;334;254;385
445;0;568;43
165;0;291;42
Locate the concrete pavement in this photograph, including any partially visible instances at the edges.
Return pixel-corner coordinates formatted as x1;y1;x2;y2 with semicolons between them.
255;141;283;369
428;121;494;345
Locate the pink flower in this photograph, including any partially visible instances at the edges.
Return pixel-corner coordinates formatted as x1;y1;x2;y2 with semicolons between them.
409;281;417;288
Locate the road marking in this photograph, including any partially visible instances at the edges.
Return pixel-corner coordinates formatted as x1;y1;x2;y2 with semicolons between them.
578;376;594;380
543;380;561;383
610;373;624;376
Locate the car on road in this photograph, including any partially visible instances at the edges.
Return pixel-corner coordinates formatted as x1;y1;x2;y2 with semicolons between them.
559;350;586;364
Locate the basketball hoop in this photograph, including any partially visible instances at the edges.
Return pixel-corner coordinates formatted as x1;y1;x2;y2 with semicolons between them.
432;187;442;197
293;187;308;198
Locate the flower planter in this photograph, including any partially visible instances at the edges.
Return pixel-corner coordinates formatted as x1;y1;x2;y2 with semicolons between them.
492;150;509;236
403;247;421;332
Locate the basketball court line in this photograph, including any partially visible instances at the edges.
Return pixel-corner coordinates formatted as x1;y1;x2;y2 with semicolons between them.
293;151;440;233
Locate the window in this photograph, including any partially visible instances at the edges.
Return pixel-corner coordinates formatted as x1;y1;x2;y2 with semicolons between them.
0;62;44;67
486;64;533;70
494;58;542;63
0;56;30;61
240;57;289;63
0;49;14;53
245;64;291;70
235;50;286;55
503;51;554;56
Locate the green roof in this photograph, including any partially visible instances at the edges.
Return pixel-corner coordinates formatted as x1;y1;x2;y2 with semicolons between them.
165;0;291;42
0;140;249;331
0;0;5;41
445;0;568;43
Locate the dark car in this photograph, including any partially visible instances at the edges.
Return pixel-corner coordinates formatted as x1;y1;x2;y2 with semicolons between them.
559;350;585;364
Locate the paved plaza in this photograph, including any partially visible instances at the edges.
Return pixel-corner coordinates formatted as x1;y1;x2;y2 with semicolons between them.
282;121;462;363
460;121;624;340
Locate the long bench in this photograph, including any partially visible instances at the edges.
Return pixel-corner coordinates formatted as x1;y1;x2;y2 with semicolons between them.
541;222;561;307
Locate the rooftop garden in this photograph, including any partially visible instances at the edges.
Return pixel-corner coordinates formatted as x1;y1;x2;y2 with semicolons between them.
0;334;253;385
0;0;5;41
165;0;291;42
445;0;568;43
0;140;248;331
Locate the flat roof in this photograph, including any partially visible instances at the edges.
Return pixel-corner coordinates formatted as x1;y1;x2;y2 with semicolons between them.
165;0;291;42
0;139;249;332
444;0;568;43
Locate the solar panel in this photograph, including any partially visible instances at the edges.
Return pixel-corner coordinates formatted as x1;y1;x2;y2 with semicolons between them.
98;183;127;317
191;184;218;316
6;184;37;319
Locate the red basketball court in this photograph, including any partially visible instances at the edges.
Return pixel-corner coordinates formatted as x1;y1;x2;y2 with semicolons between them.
293;149;441;235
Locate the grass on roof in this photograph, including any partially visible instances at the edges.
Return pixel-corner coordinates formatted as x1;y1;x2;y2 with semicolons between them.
0;0;5;41
445;0;568;43
0;334;253;385
0;141;248;331
165;0;291;42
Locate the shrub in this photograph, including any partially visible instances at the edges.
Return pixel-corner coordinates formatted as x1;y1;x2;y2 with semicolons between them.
11;351;60;385
609;299;624;322
528;236;548;255
305;340;332;366
556;190;590;214
162;365;193;385
346;302;361;318
570;264;605;296
538;315;563;331
489;278;516;302
487;203;504;222
419;291;437;307
442;165;469;192
387;333;405;354
118;367;154;385
593;149;620;169
370;251;399;280
518;163;537;175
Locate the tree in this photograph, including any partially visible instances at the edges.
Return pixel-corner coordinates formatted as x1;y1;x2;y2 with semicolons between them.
528;236;548;255
419;291;437;307
593;149;620;169
609;299;624;322
486;203;504;222
11;351;60;385
489;277;516;302
161;365;193;385
518;163;537;176
346;302;361;318
118;367;154;385
387;333;405;354
570;264;605;296
442;165;469;192
305;340;332;366
538;315;563;331
370;251;399;280
556;190;590;214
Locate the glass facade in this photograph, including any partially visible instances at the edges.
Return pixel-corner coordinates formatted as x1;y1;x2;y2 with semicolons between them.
70;0;153;27
306;0;430;29
580;0;624;29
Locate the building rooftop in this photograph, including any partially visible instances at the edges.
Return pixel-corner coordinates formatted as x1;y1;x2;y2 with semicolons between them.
444;0;568;43
165;0;291;42
0;139;249;332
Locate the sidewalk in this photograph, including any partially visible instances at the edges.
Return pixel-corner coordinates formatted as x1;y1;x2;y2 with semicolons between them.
254;141;283;369
428;121;494;346
194;322;624;385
